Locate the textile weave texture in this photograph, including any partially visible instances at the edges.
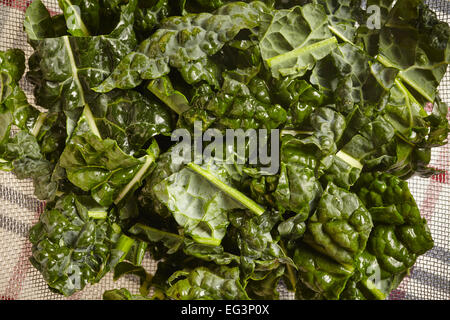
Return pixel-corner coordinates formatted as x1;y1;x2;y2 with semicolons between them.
0;0;449;300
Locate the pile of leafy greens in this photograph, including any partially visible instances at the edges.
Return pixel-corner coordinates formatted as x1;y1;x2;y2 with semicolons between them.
0;0;448;300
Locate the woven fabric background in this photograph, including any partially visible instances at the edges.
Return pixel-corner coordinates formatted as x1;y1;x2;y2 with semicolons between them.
0;0;449;300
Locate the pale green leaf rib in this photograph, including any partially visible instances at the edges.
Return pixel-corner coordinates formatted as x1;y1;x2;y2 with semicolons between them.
187;163;265;216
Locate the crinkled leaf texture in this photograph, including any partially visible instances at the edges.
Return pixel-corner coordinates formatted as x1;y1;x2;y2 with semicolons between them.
26;0;138;135
167;266;250;300
60;107;160;207
94;1;269;92
182;75;288;130
88;90;173;155
355;172;434;273
293;243;354;300
304;182;373;267
28;194;132;296
0;49;39;149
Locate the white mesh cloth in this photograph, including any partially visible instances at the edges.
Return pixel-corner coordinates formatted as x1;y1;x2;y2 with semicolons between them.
0;0;448;300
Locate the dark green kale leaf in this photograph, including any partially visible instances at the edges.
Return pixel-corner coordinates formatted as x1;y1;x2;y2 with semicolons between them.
128;223;185;256
151;158;265;246
424;96;450;148
88;90;173;156
314;0;364;43
354;172;434;273
293;243;354;300
25;0;138;136
0;49;65;200
303;182;373;267
340;107;442;179
311;42;398;115
259;3;338;78
57;0;102;37
129;222;240;265
227;208;295;290
1;49;39;161
138;146;190;219
97;0;172;39
182;75;287;130
151;165;243;246
166;266;250;300
298;107;347;156
103;288;153;300
371;0;450;102
56;0;164;38
271;76;328;115
318;154;361;190
2;131;61;200
113;260;152;296
272;135;323;215
59;106;160;207
24;0;68;42
245;265;285;300
340;250;406;300
93;1;270;92
347;172;434;297
382;80;431;146
133;0;171;37
29;193;137;296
